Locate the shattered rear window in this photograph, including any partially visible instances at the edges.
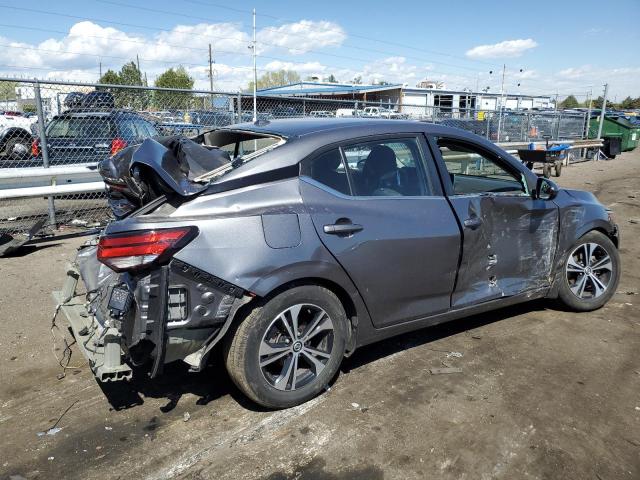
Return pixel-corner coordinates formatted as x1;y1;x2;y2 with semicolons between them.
196;129;285;181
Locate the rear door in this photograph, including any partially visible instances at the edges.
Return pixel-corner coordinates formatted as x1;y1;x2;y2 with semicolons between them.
300;134;461;328
46;114;113;164
429;135;559;308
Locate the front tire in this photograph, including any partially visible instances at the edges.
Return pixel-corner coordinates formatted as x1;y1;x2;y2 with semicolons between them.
557;231;620;311
224;285;348;409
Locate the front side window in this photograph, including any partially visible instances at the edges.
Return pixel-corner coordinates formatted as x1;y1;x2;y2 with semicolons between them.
436;137;526;195
342;138;430;197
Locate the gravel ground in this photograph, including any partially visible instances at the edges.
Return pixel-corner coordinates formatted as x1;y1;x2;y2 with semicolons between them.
1;151;639;480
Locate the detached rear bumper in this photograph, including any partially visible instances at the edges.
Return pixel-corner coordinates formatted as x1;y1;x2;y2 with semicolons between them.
52;263;132;381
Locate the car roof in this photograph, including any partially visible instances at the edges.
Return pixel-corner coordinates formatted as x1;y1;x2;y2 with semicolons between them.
224;117;434;138
213;118;496;185
55;109;147;119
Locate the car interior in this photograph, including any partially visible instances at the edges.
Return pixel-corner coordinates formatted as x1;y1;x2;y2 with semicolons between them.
307;139;426;197
436;138;527;195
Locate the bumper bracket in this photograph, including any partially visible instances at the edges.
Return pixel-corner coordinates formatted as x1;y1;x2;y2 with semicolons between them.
52;263;132;382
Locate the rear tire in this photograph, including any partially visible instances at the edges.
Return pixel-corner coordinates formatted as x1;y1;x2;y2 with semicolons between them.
554;161;562;177
557;231;620;311
224;285;348;409
543;164;552;178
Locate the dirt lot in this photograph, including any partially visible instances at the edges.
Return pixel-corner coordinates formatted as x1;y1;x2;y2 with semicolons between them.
1;151;639;480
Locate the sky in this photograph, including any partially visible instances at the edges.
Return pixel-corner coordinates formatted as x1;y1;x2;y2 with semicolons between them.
0;0;639;100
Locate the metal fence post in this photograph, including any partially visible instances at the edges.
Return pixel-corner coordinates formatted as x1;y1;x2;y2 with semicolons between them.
34;81;56;228
555;111;562;140
486;113;491;140
236;91;242;123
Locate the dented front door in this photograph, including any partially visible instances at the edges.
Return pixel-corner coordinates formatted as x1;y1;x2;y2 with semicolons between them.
428;134;560;309
448;194;559;308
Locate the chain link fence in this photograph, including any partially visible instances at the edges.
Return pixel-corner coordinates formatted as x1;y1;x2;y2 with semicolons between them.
0;77;589;240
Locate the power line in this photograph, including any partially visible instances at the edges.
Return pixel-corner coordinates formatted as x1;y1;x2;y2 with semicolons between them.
181;0;501;67
0;4;485;80
0;12;480;84
98;0;488;73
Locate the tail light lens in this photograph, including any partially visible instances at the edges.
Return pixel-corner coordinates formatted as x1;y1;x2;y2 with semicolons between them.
31;138;41;157
97;227;197;272
110;137;128;155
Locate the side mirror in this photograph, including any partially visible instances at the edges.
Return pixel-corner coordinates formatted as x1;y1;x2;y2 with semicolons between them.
536;177;558;200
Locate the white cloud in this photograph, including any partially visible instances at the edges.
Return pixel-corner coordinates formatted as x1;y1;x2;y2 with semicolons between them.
258;20;346;54
0;20;347;91
465;39;538;59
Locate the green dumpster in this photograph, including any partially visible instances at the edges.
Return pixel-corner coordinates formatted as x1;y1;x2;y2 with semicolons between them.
589;115;640;152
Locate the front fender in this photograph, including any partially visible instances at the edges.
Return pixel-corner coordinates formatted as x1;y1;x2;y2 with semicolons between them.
546;189;617;298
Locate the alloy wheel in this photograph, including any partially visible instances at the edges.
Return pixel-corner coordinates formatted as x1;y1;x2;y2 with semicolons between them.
259;303;335;391
565;242;613;300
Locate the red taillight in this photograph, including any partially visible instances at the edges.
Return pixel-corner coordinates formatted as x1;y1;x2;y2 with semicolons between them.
97;227;197;272
110;137;128;155
31;138;41;157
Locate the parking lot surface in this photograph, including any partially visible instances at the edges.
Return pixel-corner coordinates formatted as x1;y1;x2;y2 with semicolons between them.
1;151;639;480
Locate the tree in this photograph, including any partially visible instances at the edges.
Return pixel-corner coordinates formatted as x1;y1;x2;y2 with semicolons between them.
559;95;580;109
153;66;195;110
0;80;18;102
324;74;337;83
246;70;300;92
352;76;362;85
98;69;121;86
96;62;149;109
620;96;635;109
591;96;605;109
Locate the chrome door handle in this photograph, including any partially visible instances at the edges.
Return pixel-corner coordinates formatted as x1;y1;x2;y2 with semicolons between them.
323;223;363;235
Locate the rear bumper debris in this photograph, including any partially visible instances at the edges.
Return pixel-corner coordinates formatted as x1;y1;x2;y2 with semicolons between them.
52;263;132;381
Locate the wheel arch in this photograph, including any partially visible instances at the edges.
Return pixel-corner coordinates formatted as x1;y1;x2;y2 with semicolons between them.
574;221;619;249
237;262;370;356
0;127;33;142
547;224;619;299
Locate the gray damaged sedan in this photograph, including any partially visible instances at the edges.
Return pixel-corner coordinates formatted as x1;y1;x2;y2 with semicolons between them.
54;119;620;408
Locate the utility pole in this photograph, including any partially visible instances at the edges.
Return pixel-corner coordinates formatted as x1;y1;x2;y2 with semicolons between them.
496;64;506;142
99;60;102;79
208;43;214;92
584;88;593;138
596;83;609;140
252;8;257;122
136;54;140;73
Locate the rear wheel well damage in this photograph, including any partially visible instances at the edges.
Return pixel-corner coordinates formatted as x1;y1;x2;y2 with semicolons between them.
225;277;360;356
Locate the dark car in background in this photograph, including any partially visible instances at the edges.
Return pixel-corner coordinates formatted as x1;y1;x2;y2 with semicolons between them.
56;119;620;409
33;110;159;164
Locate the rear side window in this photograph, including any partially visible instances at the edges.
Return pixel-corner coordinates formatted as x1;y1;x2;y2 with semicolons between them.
118;116;158;140
47;117;112;139
301;148;350;195
342;138;431;196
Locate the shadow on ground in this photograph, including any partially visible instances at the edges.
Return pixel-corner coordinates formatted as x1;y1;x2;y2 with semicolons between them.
98;299;549;413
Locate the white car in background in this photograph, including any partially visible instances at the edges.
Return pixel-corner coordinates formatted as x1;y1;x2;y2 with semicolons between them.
0;112;38;160
335;108;356;117
361;106;406;119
